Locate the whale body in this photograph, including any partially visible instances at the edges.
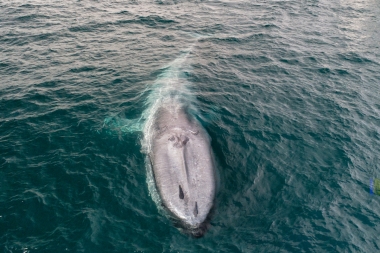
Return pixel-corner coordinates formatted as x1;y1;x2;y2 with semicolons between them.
148;103;216;237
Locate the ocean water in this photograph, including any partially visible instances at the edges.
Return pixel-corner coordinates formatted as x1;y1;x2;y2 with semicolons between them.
1;0;380;252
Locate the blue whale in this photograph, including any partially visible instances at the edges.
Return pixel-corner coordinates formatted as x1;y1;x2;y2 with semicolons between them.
148;103;216;237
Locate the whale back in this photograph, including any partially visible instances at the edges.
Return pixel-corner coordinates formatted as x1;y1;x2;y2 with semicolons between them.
149;106;216;236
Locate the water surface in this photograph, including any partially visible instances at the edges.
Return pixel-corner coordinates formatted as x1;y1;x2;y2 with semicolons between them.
1;0;380;252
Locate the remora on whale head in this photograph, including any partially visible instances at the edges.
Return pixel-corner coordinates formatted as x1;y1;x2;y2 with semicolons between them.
149;104;216;237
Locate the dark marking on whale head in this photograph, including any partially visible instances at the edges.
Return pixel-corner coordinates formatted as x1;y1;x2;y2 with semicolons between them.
180;135;189;145
179;185;184;199
155;125;168;139
172;135;189;148
194;202;198;217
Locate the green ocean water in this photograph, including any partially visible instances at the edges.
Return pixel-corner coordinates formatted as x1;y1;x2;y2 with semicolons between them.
1;0;380;252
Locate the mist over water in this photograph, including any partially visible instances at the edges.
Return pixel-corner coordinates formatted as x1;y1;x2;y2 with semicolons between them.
1;0;380;252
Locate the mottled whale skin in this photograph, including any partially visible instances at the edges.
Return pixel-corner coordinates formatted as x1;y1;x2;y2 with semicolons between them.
149;104;216;237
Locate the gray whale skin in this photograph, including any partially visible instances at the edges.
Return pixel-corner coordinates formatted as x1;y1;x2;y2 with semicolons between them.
149;105;216;237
